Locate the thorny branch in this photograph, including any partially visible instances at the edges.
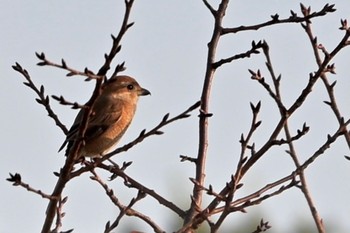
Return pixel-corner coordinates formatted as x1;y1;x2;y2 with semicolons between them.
65;102;200;221
90;170;165;233
213;40;264;69
241;19;350;184
35;52;103;80
12;63;68;134
262;39;324;232
177;1;350;233
50;197;71;233
97;163;186;218
303;17;350;149
41;1;136;232
8;1;350;232
221;3;336;34
227;176;299;214
251;219;272;233
7;173;56;200
184;0;230;227
177;117;350;233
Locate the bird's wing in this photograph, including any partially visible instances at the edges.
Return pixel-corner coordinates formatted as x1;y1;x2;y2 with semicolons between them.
84;109;122;142
58;107;123;152
58;109;84;152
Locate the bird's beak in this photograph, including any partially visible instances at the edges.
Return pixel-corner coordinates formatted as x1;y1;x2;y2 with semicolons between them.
139;88;151;96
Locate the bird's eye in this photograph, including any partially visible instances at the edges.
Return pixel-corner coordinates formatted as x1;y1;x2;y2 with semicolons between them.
127;84;134;90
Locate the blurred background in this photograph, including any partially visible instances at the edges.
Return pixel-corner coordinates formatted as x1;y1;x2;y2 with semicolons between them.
1;0;350;232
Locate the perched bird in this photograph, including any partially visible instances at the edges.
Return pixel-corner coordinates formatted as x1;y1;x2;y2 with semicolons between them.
59;75;150;158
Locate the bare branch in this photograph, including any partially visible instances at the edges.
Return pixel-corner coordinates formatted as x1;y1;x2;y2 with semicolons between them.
98;163;186;218
262;41;325;233
303;18;350;149
213;40;264;68
97;0;135;76
50;197;71;233
41;2;136;232
202;0;216;16
251;219;272;233
12;63;68;134
35;52;103;80
242;24;350;182
7;173;57;201
90;170;165;233
51;95;87;110
249;68;287;113
184;0;230;227
301;118;350;171
222;4;336;34
214;174;299;215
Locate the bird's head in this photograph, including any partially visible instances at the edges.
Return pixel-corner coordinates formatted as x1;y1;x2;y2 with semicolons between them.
103;75;151;103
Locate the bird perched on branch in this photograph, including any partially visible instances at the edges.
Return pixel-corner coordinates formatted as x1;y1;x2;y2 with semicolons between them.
59;75;150;158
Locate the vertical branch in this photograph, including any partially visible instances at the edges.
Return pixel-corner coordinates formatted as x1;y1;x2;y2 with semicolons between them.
184;0;229;227
180;5;350;232
296;22;326;233
263;42;325;233
41;1;135;232
241;22;350;179
296;16;350;232
97;0;135;76
303;20;350;149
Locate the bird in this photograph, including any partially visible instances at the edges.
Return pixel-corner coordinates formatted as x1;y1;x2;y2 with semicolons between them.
59;75;150;158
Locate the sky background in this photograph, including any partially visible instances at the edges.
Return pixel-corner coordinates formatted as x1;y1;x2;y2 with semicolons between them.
1;0;350;232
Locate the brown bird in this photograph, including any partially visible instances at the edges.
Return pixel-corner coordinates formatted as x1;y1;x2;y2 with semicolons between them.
59;75;150;158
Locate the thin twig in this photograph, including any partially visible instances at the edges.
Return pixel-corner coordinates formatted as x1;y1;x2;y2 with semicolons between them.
179;3;350;230
178;117;348;231
221;4;336;34
97;0;135;76
51;197;70;233
227;176;298;213
202;0;216;16
98;163;186;218
251;219;272;233
303;18;350;149
12;63;68;134
35;52;103;80
213;40;264;69
90;170;165;233
106;190;146;232
301;119;350;170
263;41;325;233
243;23;350;181
41;1;135;232
6;173;57;200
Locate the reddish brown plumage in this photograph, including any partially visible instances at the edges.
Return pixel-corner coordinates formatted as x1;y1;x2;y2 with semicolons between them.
59;75;150;157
